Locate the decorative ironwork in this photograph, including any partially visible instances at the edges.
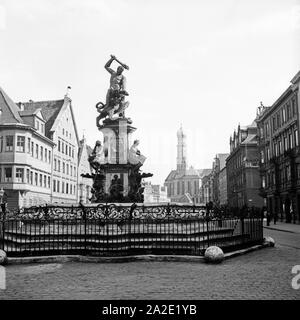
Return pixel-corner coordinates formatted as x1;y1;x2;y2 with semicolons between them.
0;204;264;258
11;204;208;221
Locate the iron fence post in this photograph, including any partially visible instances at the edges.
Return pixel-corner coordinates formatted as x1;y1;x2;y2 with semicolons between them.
0;205;6;251
241;213;245;244
80;202;87;255
206;209;210;248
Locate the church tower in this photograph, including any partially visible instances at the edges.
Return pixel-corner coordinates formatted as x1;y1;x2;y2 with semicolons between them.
176;125;187;173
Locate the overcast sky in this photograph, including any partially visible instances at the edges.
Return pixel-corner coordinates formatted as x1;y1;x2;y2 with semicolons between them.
0;0;299;185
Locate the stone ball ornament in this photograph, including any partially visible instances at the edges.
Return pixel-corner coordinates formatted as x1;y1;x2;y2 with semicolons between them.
264;236;275;247
204;246;224;263
0;249;7;265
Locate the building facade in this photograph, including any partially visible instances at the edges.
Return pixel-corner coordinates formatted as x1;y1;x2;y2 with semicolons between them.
0;86;80;209
200;172;213;205
219;165;228;206
164;126;211;204
77;136;93;204
226;121;263;209
143;182;170;203
256;71;300;223
211;153;229;207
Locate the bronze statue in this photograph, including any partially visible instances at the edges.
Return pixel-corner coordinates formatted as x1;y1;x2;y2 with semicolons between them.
96;55;130;127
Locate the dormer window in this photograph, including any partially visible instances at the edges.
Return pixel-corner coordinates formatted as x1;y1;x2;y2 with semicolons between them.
36;120;40;131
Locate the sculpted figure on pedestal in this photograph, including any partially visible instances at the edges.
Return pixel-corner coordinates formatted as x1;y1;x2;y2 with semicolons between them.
96;55;130;127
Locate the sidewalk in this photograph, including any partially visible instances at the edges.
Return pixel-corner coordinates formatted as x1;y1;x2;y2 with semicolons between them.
263;220;300;234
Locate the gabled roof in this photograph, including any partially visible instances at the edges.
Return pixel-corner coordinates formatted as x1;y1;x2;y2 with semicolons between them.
78;138;93;162
22;99;64;137
197;168;212;178
165;168;212;182
165;170;177;182
0;86;24;124
241;133;257;145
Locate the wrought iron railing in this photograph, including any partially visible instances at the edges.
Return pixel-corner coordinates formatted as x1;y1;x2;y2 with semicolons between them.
0;203;264;257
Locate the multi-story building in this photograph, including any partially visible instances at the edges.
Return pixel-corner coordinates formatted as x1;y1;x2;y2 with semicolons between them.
226;121;263;209
0;86;55;209
256;70;300;223
78;136;93;203
200;172;213;205
219;165;228;206
211;153;229;207
143;182;170;203
164;126;211;204
0;86;80;209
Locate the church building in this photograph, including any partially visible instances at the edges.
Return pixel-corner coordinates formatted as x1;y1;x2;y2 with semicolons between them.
164;126;211;204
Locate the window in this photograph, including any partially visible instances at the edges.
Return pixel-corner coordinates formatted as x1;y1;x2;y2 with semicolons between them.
65;144;68;155
35;173;38;185
58;140;61;152
41;146;43;160
70;166;73;176
288;133;293;149
36;120;39;130
4;167;12;182
48;150;51;163
63;162;65;174
30;171;33;184
277;113;280;128
295;130;299;146
69;146;71;156
62;142;64;154
58;160;61;172
44;175;46;188
31;142;34;157
284;136;288;151
66;164;69;175
26;169;30;183
0;136;3;152
44;148;47;161
66;183;69;194
262;176;266;188
48;176;50;189
16;168;24;182
16;136;25;152
35;144;39;158
57;180;60;193
54;159;57;171
72;148;74;158
73;185;76;194
278;140;282;155
5;136;13;151
272;117;276;132
27;138;31;154
63;128;65;135
39;174;42;187
41;123;44;134
292;99;296;116
287;104;291;120
261;150;265;164
53;179;56;192
62;182;65;193
74;167;76;177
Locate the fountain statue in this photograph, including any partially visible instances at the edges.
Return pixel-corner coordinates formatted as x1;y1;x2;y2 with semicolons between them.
82;55;153;203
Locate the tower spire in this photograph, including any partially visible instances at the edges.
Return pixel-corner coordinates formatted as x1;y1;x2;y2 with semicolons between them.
177;125;187;173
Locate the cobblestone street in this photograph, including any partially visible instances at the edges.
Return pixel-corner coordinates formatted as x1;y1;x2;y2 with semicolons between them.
0;228;299;300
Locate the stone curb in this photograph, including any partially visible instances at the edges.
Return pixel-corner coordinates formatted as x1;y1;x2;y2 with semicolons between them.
263;226;299;234
6;242;272;265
